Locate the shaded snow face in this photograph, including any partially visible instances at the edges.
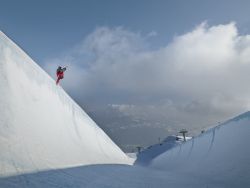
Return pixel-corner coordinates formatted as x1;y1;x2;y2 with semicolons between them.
0;113;249;188
0;31;131;177
150;113;250;187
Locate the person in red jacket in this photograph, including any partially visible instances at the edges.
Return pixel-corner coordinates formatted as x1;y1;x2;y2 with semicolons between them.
56;66;67;85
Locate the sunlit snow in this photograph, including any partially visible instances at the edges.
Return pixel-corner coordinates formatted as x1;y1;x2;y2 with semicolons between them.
0;31;249;187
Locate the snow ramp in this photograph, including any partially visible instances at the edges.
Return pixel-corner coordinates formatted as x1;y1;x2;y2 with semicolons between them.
0;31;130;177
150;111;250;187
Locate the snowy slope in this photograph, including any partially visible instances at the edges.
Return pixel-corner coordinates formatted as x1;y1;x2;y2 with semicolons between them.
1;109;249;188
1;30;250;187
135;135;191;165
0;31;131;177
150;111;250;187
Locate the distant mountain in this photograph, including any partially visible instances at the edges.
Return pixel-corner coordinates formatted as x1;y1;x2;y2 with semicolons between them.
86;105;197;152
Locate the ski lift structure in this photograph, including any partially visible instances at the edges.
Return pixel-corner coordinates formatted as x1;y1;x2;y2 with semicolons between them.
179;129;188;141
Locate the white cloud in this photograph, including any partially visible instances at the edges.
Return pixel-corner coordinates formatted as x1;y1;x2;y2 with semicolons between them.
44;23;250;130
147;31;158;37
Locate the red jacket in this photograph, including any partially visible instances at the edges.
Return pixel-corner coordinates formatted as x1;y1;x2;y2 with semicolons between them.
56;67;66;79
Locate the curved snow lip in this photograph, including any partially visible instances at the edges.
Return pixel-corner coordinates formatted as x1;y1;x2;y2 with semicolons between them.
135;111;250;167
0;31;131;177
223;111;250;123
149;111;250;186
152;110;250;163
134;136;180;166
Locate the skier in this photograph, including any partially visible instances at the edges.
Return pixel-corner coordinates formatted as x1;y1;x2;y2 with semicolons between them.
56;66;67;85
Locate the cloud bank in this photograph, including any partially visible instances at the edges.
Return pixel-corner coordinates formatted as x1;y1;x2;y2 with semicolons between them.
44;22;250;134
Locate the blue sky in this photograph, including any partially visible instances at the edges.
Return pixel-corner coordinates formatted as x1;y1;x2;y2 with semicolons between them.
1;0;250;63
2;0;250;146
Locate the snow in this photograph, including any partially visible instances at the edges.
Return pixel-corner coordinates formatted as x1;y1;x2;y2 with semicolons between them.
0;31;131;177
125;153;137;160
135;135;188;165
150;111;250;187
0;164;173;188
0;31;250;187
135;135;192;166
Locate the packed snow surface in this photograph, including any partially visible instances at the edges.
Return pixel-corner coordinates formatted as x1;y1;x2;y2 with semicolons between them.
0;31;130;177
1;110;250;188
0;113;250;188
150;112;250;187
135;135;184;165
0;31;250;187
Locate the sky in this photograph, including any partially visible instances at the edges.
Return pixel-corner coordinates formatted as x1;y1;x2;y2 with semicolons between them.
2;0;250;148
2;0;250;62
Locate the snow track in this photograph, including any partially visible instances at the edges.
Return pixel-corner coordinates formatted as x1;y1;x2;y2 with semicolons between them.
0;31;250;187
150;112;250;187
0;31;131;177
